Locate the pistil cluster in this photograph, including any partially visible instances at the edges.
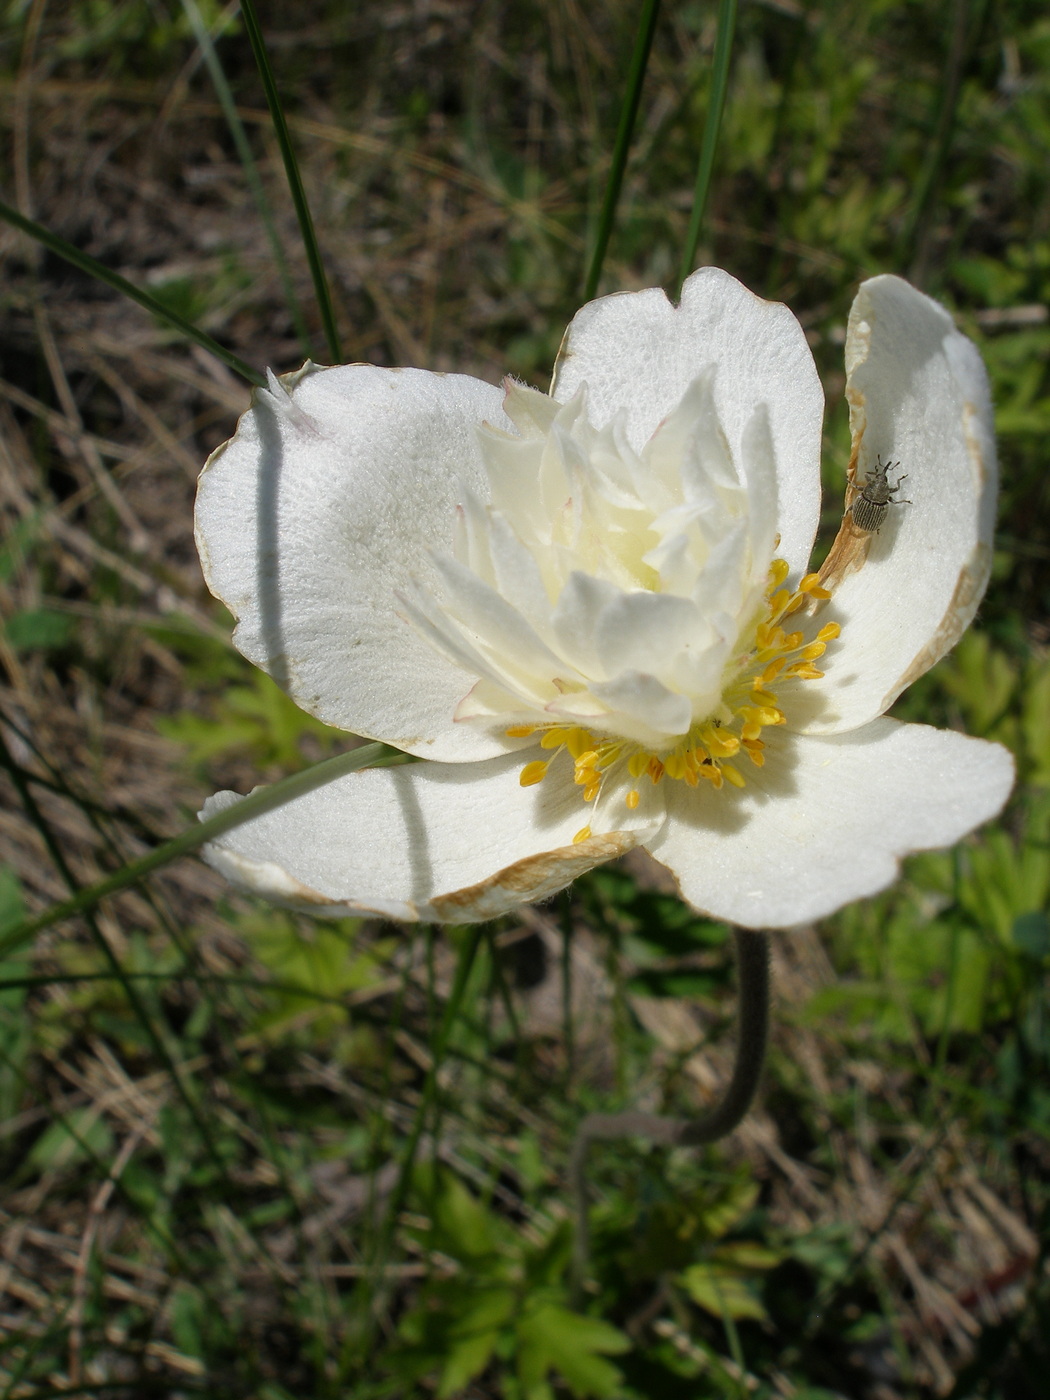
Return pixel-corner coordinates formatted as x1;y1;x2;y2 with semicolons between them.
508;561;839;838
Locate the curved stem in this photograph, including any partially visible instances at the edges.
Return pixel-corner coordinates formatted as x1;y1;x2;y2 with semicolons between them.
570;926;770;1294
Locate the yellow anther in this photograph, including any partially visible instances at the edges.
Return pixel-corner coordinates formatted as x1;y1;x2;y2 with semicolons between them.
741;720;763;742
573;825;592;844
770;559;791;587
722;763;746;789
519;760;550;787
800;641;826;661
626;789;640;810
648;758;665;783
800;577;832;599
749;688;780;708
575;750;599;769
760;658;787;685
540;728;569;749
664;753;686;779
787;662;824;680
627;752;649;779
564;728;592;758
583;782;600;803
506;724;535;738
769;588;792;618
817;622;841;641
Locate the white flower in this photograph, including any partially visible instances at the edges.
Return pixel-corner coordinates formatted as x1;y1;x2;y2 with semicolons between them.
195;269;1013;929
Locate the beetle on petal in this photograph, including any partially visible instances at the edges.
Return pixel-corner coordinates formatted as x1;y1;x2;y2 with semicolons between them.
194;270;1013;931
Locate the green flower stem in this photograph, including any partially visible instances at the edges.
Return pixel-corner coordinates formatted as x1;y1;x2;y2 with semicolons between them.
570;925;770;1293
674;0;738;298
0;741;404;957
582;0;662;304
239;0;342;364
0;196;266;387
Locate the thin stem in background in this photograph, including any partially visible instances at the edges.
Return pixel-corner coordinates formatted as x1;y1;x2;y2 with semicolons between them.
345;927;484;1370
900;0;992;286
581;0;661;304
0;197;266;386
180;0;314;359
570;925;770;1294
674;0;738;299
0;740;407;956
239;0;342;364
0;729;235;1188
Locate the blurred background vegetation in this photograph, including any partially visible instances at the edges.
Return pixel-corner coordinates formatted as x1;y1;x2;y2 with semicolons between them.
0;0;1048;1396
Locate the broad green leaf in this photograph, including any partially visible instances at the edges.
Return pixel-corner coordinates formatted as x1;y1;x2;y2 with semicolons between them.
28;1107;114;1173
516;1304;628;1399
679;1263;768;1322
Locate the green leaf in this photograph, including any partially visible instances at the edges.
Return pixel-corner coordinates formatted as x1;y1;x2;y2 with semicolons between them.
28;1107;114;1173
437;1326;503;1397
679;1262;768;1322
0;868;25;942
516;1304;629;1399
1013;911;1050;960
3;608;75;651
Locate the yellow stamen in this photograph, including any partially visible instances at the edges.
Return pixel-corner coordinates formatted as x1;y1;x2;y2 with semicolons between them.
749;688;780;708
573;825;592;844
519;760;550;787
512;555;838;815
799;572;832;599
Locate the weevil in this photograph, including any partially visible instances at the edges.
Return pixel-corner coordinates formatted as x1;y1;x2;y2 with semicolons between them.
850;455;911;534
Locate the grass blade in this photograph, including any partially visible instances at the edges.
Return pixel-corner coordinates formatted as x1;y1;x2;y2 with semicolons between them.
239;0;342;363
0;196;266;386
674;0;738;298
180;0;314;359
582;0;662;304
0;741;406;955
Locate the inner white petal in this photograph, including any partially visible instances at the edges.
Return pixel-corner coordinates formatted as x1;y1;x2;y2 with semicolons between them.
405;371;789;752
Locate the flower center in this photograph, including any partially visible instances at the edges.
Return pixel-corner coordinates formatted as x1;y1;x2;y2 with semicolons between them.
507;559;838;840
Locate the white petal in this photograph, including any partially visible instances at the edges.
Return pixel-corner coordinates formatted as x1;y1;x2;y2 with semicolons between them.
802;276;997;733
550;268;823;575
200;752;646;924
195;364;509;761
645;718;1014;930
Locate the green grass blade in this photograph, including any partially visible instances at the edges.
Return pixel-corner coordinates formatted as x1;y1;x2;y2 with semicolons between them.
582;0;662;304
239;0;342;363
675;0;738;299
180;0;314;359
898;0;991;284
0;741;405;955
0;197;266;386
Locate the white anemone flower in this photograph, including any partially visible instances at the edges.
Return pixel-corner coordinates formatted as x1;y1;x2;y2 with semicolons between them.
195;269;1014;929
